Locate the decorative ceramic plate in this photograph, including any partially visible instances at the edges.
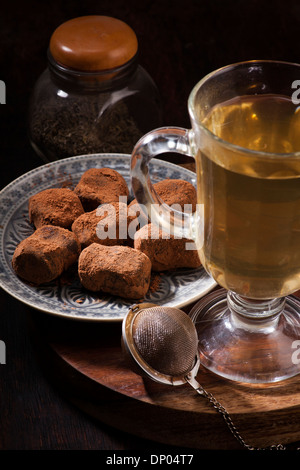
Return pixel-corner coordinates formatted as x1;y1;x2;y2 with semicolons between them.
0;153;216;321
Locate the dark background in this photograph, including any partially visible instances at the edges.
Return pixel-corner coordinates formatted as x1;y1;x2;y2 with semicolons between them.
2;0;300;187
0;0;299;452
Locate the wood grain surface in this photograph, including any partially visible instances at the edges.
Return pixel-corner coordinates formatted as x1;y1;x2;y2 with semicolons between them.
28;291;300;451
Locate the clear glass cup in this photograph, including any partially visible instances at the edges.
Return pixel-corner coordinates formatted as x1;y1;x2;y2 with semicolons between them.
130;60;300;384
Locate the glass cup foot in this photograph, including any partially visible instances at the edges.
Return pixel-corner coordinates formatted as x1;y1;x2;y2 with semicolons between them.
189;289;300;384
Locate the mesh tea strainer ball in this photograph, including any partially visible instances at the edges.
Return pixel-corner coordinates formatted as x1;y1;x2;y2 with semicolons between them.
121;302;286;451
122;302;200;384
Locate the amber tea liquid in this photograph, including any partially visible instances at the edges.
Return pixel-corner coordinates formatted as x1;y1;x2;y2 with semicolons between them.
196;94;300;299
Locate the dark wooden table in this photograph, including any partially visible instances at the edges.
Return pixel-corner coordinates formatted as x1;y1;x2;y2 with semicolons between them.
1;0;300;453
0;288;196;452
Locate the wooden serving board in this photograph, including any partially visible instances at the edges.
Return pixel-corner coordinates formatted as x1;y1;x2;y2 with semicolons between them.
28;295;300;451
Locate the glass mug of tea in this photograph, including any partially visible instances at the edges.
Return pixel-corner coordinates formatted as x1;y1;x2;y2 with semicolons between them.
131;60;300;384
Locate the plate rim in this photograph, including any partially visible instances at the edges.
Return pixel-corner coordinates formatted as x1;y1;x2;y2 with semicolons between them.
0;152;196;196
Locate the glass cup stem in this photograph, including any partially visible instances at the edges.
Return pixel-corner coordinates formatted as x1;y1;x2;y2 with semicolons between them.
227;291;285;329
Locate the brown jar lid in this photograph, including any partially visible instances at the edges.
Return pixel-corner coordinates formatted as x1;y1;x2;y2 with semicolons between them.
49;16;138;71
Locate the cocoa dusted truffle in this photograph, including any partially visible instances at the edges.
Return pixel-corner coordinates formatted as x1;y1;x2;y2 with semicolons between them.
12;225;81;285
29;187;84;229
151;179;197;211
134;223;201;271
71;201;129;248
78;243;152;299
74;167;129;211
128;178;197;225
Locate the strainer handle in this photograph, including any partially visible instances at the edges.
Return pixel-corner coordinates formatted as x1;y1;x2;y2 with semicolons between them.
186;376;287;450
130;127;198;241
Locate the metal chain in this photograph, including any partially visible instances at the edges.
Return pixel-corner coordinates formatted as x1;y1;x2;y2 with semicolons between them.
195;385;287;450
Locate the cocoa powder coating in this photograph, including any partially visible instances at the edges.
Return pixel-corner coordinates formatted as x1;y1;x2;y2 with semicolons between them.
74;167;129;211
129;179;197;213
128;178;197;228
134;223;201;271
78;243;152;299
71;201;129;248
12;225;81;284
13;168;200;300
152;179;197;211
29;187;84;229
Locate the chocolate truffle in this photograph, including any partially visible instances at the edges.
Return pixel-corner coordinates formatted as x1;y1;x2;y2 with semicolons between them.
78;243;152;299
12;225;81;285
71;201;129;248
151;179;197;211
134;223;201;271
74;167;129;211
29;187;84;229
128;178;197;225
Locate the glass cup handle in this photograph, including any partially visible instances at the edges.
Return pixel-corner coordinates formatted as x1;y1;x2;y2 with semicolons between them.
130;126;198;241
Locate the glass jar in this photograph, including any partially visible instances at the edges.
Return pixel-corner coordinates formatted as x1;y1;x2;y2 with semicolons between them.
28;16;163;162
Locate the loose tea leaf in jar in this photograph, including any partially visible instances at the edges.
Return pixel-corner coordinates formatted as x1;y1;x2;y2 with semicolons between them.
29;95;144;160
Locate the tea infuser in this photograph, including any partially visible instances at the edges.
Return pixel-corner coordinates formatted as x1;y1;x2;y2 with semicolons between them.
121;302;287;451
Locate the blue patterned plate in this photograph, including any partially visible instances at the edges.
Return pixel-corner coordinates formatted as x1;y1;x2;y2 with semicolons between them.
0;154;216;321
